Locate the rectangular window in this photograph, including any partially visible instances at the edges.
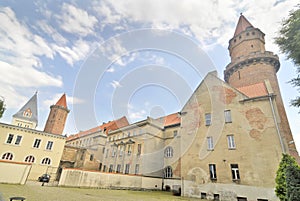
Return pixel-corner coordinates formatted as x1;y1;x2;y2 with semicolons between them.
137;144;142;155
207;136;213;150
224;110;232;123
119;146;124;157
237;197;247;201
231;164;240;180
106;149;109;158
173;130;178;137
90;154;94;161
127;145;132;155
109;164;113;173
103;165;106;172
257;199;268;201
116;164;121;173
209;164;217;180
205;113;211;126
46;141;53;150
33;139;41;148
135;164;139;175
200;193;207;199
102;147;105;154
214;194;220;201
227;135;236;149
125;164;130;174
112;147;116;157
14;135;22;145
6;134;14;144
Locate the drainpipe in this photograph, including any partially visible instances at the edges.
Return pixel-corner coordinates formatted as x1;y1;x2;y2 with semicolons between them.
268;95;286;153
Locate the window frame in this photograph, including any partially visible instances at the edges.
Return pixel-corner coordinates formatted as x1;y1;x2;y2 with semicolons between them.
6;134;14;144
125;164;130;174
209;164;217;180
205;113;212;126
231;164;240;181
224;110;232;123
164;146;173;158
2;152;13;160
25;155;35;163
164;166;173;178
46;141;53;150
207;136;214;150
41;157;51;165
33;139;41;148
135;164;139;175
14;135;22;145
227;135;236;149
137;144;142;155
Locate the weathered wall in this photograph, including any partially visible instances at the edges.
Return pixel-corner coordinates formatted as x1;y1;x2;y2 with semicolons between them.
59;168;162;190
0;160;31;184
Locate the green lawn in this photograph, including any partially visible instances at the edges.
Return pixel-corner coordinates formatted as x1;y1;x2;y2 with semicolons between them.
0;182;203;201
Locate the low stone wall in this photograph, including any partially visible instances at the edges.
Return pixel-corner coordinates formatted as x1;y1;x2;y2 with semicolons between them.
58;168;162;190
0;160;31;184
183;180;279;201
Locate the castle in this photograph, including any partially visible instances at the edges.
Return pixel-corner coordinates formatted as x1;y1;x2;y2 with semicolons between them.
1;14;299;201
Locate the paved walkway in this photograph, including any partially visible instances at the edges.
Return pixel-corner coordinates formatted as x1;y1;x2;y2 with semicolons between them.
0;182;202;201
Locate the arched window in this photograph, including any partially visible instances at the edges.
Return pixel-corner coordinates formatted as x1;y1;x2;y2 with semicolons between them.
2;152;13;160
25;155;35;163
164;166;173;178
164;146;173;158
41;157;51;165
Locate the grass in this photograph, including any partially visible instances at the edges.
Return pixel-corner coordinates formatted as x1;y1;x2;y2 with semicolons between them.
0;182;204;201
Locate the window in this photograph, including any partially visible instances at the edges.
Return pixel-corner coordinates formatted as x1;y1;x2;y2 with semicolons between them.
102;147;105;154
99;163;102;171
164;146;173;158
207;136;213;150
173;130;178;137
103;165;106;172
201;193;207;199
33;139;41;148
205;113;211;126
2;152;13;160
15;135;22;145
6;134;14;144
127;145;132;155
105;149;109;158
116;164;121;173
137;144;142;155
231;164;240;180
164;166;173;178
227;135;236;149
237;197;247;201
125;164;130;174
112;147;116;157
41;157;51;165
135;164;139;175
257;199;268;201
209;164;217;180
46;141;53;150
109;164;113;173
214;194;220;201
119;146;124;157
90;154;94;161
25;155;35;163
224;110;232;123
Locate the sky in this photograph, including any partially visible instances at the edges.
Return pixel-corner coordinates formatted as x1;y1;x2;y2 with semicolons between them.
0;0;300;150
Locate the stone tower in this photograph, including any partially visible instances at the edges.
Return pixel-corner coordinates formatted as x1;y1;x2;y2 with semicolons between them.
44;94;69;135
12;92;38;129
224;14;299;159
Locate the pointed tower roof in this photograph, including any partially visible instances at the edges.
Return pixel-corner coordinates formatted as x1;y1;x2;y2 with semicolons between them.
13;92;38;124
234;14;254;37
55;94;67;108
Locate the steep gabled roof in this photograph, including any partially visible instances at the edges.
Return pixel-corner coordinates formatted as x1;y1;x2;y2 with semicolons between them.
67;116;129;141
234;14;254;37
13;92;38;124
156;113;181;127
55;94;67;108
237;82;268;98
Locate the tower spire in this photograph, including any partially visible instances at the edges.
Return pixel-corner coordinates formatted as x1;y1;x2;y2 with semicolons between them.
233;14;254;37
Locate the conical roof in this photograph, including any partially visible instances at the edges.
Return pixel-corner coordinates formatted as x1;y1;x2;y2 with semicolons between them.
13;92;38;124
234;14;254;37
55;94;67;108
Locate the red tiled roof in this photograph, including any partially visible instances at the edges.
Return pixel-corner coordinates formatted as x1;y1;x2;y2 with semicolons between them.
55;94;67;108
237;82;268;98
67;116;129;141
157;113;181;127
234;14;254;37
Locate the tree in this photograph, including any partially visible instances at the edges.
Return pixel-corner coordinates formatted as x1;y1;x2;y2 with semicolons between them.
275;5;300;107
0;97;5;119
275;154;300;200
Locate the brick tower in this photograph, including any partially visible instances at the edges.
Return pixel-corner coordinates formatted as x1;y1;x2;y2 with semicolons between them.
224;14;299;159
44;94;69;135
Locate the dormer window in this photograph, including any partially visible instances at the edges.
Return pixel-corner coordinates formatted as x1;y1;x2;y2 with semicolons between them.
23;108;32;118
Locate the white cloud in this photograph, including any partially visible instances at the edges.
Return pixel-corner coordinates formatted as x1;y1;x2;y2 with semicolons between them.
36;20;68;45
0;7;62;108
53;39;92;66
106;67;115;73
43;93;85;108
57;3;98;37
110;80;122;89
128;109;146;120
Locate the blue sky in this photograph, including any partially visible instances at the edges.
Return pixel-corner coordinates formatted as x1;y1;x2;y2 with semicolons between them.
0;0;300;150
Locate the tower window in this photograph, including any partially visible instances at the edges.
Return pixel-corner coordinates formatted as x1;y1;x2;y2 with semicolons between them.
164;146;173;158
25;155;35;163
251;45;254;48
33;139;41;148
2;152;13;160
164;166;173;178
205;113;211;126
41;157;51;165
46;141;53;150
6;134;14;144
